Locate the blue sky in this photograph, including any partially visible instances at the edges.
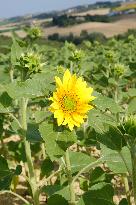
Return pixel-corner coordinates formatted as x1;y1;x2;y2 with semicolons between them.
0;0;115;18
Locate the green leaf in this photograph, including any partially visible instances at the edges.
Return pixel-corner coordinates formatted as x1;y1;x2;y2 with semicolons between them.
0;103;10;113
96;125;125;151
94;95;123;114
5;72;55;99
43;185;70;201
41;158;54;177
77;183;115;205
11;38;22;65
101;145;132;174
69;151;95;174
0;92;12;107
88;110;117;133
26;123;42;142
128;88;136;97
119;198;128;205
34;110;51;123
90;167;112;186
15;165;22;175
47;194;68;205
127;98;136;114
0;156;21;190
39;122;65;161
57;130;77;151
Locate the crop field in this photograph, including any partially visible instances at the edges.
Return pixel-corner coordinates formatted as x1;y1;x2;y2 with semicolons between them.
71;8;110;16
1;13;136;38
43;14;136;37
0;24;136;205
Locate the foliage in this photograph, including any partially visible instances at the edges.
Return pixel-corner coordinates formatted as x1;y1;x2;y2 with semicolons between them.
0;26;135;205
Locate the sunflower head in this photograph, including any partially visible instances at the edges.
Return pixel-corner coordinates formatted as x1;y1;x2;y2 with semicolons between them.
113;63;126;77
49;69;95;131
27;27;42;40
70;49;84;62
19;51;45;76
124;115;136;139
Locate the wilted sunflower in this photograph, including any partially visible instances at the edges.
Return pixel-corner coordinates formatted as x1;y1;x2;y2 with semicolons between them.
49;69;95;130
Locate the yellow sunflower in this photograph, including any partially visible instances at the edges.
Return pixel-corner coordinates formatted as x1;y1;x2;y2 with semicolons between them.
49;69;95;131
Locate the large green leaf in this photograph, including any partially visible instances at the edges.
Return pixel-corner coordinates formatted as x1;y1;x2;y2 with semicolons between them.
39;122;77;161
39;122;64;161
26;123;42;142
5;71;55;99
11;38;22;65
69;151;96;174
127;97;136;114
128;88;136;97
94;95;123;114
88;109;117;133
0;156;22;190
57;130;77;151
101;145;132;174
43;185;70;201
119;198;128;205
77;183;115;205
96;125;125;151
0;103;10;113
89;167;112;186
41;158;54;177
47;194;68;205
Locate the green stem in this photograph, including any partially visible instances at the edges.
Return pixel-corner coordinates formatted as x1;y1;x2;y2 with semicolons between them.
122;176;131;205
131;145;136;205
65;149;76;205
39;168;62;191
41;143;46;159
72;158;103;184
9;67;14;83
20;97;39;205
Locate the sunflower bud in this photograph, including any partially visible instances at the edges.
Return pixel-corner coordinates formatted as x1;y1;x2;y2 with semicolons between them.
124;115;136;139
27;27;42;40
113;63;126;77
105;50;116;63
128;34;135;42
83;40;92;49
65;42;76;51
70;49;84;62
19;51;45;76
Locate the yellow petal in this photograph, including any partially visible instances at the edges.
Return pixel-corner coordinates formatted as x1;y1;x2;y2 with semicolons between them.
54;110;64;126
55;76;62;87
51;102;60;109
63;69;71;89
72;113;84;124
68;122;74;131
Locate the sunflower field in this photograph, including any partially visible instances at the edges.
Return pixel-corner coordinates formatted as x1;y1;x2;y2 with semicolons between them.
0;28;136;205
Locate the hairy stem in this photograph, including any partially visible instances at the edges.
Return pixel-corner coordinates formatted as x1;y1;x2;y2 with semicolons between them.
9;67;14;83
20;97;39;205
72;158;103;184
122;176;131;205
65;149;76;205
131;145;136;205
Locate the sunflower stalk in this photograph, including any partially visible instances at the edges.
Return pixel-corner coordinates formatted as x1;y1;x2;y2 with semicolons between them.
65;149;76;205
20;97;40;205
20;69;40;205
122;176;131;205
131;144;136;205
